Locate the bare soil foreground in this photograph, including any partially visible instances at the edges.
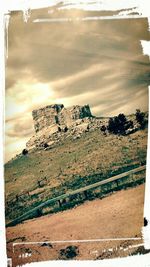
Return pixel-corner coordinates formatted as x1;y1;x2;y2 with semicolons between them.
7;184;145;266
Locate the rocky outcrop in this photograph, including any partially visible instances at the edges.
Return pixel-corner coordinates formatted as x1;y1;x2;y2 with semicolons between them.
26;104;106;150
32;104;92;133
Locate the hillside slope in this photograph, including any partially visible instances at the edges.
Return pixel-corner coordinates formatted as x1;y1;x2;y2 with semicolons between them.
5;124;148;223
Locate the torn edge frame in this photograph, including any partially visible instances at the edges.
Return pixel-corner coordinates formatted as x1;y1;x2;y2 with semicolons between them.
0;0;150;266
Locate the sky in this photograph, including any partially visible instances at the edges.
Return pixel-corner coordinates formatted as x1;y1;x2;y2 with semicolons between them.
5;6;150;162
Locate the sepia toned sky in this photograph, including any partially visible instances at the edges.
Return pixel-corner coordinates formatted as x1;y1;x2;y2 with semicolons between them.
5;6;150;162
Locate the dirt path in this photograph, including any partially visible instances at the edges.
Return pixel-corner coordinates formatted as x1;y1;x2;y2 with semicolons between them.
7;184;145;264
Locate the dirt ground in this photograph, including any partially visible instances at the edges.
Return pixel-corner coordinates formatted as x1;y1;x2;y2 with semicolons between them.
6;184;145;266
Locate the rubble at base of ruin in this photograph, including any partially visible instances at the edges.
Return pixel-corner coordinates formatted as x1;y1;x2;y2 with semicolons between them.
26;104;108;150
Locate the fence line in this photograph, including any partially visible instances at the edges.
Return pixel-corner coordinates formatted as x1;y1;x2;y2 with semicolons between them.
6;165;146;227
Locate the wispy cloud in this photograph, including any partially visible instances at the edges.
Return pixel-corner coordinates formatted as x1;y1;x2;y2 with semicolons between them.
5;8;150;162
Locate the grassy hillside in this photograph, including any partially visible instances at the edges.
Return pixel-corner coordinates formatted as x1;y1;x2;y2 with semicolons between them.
5;125;148;223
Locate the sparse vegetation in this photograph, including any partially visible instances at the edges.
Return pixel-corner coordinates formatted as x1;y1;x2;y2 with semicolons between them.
43;143;49;149
5;112;148;223
59;246;79;260
107;113;133;135
135;109;147;129
100;125;107;135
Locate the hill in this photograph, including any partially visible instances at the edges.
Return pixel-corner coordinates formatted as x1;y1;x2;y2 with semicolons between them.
5;121;147;224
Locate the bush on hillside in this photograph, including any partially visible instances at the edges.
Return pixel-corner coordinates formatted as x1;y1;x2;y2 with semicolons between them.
43;143;49;149
59;246;79;260
100;125;107;134
107;113;133;135
22;148;28;156
135;109;147;129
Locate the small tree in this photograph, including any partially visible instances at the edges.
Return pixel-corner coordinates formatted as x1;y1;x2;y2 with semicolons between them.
107;113;133;135
135;109;146;129
107;118;115;133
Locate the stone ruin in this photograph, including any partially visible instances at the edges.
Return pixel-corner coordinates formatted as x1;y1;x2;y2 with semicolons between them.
26;104;107;150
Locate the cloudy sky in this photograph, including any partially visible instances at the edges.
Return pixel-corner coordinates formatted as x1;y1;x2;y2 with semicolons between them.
5;5;150;162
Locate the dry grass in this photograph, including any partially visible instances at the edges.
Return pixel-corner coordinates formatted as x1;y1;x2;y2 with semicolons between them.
6;184;145;264
5;127;148;222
